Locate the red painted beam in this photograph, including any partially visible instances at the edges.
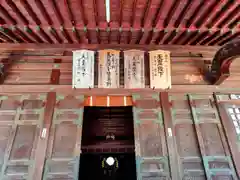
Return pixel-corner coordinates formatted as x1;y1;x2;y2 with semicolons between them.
110;0;121;28
5;0;29;25
34;0;53;25
19;0;41;25
195;0;225;28
164;0;181;28
83;0;97;28
143;0;161;28
49;0;64;25
216;5;240;28
132;0;148;29
206;0;237;28
0;4;17;24
155;1;173;29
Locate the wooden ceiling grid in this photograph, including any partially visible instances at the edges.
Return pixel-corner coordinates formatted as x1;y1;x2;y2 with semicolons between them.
0;0;239;45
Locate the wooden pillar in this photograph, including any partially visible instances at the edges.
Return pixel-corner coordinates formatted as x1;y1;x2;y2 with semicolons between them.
160;92;179;180
32;92;56;179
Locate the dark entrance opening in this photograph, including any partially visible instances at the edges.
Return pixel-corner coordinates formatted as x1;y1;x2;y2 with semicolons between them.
79;106;137;180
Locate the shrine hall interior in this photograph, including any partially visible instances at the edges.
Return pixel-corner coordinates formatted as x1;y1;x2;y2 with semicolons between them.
0;0;239;180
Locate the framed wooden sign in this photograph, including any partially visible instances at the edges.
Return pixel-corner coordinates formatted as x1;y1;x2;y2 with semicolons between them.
149;50;171;89
124;50;145;88
98;50;120;88
72;50;95;88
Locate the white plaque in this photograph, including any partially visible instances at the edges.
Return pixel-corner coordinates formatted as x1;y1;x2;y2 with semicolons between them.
98;50;120;88
72;50;94;88
124;50;145;88
149;50;171;89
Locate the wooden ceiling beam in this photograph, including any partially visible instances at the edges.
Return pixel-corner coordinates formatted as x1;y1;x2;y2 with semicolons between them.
5;0;29;25
218;32;240;46
34;0;53;25
206;0;238;28
0;24;237;44
49;0;64;25
0;43;219;52
0;4;17;24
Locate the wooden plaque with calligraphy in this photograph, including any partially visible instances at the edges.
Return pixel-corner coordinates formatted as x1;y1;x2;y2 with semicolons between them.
149;50;171;89
72;50;95;88
98;50;120;88
124;50;145;88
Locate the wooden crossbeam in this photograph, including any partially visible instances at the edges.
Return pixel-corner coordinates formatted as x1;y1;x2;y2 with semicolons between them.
0;43;220;52
1;84;240;94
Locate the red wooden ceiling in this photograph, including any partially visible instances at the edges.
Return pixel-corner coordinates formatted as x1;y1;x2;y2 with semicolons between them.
0;0;239;45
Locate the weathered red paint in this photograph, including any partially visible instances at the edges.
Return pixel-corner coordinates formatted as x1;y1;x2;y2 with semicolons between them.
0;0;238;45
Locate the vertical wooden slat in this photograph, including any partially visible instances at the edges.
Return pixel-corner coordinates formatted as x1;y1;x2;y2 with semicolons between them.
32;92;56;180
187;95;208;179
214;93;240;178
160;92;179;180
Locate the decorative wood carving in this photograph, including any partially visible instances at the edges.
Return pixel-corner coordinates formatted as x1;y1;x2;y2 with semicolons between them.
207;38;240;85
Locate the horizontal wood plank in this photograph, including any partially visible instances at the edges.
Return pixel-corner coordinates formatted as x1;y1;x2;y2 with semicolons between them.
1;85;240;94
0;43;220;53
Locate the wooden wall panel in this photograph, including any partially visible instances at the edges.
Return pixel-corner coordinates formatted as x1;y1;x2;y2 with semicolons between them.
132;93;170;179
189;94;237;179
0;92;239;179
169;94;238;179
43;94;84;180
0;94;46;179
215;93;240;178
170;94;205;179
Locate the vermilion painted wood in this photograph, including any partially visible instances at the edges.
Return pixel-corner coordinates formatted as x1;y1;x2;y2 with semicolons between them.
1;0;238;45
83;96;132;106
50;69;60;84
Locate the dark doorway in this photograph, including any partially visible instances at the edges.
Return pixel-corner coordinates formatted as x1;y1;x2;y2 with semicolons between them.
79;106;137;180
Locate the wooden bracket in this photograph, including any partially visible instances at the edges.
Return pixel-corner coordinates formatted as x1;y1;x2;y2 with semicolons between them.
206;38;240;85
